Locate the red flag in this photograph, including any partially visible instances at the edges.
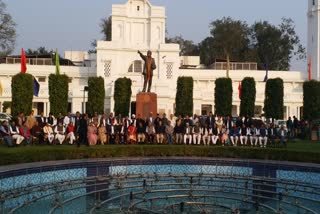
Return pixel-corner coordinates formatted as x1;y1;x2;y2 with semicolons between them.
21;48;27;74
308;56;312;81
238;82;242;99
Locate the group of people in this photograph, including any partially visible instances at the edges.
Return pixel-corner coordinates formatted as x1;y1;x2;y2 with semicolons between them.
0;110;290;148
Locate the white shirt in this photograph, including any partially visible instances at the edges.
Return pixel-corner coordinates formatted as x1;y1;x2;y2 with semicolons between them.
9;126;20;135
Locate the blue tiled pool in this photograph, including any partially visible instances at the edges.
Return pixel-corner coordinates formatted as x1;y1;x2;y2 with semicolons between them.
0;158;319;213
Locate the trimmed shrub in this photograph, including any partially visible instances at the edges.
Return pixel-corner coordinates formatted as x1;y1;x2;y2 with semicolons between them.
215;78;233;116
114;77;132;117
175;77;194;116
2;101;11;113
264;78;284;120
11;73;33;116
49;74;69;116
240;77;256;117
87;77;105;116
303;80;320;120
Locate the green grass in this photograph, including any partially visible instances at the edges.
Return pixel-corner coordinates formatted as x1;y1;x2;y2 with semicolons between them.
0;140;319;166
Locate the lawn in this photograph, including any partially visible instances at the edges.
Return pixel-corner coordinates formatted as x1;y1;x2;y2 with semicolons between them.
0;140;319;166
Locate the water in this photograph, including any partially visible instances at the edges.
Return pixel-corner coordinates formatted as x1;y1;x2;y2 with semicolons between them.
0;158;319;214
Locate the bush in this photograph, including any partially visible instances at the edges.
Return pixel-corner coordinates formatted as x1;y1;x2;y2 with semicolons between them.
11;73;34;116
264;78;284;119
49;74;69;116
303;80;320;120
215;78;233;116
87;77;105;116
114;77;132;117
175;77;194;116
240;77;256;117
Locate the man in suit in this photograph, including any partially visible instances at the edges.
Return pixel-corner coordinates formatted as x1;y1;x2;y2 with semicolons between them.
138;50;157;93
37;112;47;129
205;112;215;128
78;114;88;147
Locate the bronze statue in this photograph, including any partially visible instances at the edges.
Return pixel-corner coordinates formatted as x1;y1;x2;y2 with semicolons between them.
138;50;156;93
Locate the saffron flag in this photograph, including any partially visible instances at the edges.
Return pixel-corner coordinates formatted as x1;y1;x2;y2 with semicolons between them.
21;48;27;74
308;56;312;81
263;63;268;82
55;49;60;75
238;82;242;99
33;78;40;97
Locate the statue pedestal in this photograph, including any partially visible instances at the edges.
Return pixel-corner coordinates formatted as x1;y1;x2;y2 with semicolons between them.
136;93;157;119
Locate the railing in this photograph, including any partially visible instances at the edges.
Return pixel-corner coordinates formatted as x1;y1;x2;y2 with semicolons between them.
5;57;54;66
210;62;258;70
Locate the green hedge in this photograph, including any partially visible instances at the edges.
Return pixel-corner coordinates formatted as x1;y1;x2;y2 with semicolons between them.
87;77;105;116
303;80;320;120
114;77;132;117
0;145;320;166
264;78;284;119
175;77;194;116
49;74;69;116
240;77;256;117
11;73;34;116
215;78;233;116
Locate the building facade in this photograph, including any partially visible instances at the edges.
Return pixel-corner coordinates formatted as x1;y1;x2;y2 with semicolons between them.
0;0;313;119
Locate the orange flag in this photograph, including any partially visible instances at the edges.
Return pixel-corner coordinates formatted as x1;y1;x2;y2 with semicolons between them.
21;48;27;74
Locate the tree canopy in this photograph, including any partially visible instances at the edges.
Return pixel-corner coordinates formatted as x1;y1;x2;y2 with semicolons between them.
100;16;112;41
25;47;54;55
0;0;16;56
166;35;199;56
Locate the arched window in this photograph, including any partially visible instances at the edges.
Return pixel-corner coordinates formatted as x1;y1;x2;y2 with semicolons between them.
128;60;143;73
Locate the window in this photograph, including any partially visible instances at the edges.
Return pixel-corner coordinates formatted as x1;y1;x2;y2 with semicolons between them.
137;6;140;11
38;77;46;82
166;62;173;79
104;61;111;77
128;60;143;73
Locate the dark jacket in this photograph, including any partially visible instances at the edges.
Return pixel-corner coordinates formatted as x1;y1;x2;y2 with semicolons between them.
139;52;156;76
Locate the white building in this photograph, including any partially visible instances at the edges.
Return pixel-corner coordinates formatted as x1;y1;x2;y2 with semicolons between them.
0;0;315;119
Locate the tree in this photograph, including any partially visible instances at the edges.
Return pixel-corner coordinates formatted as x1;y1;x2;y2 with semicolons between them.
252;18;305;70
2;101;11;113
166;35;199;56
48;74;69;116
264;78;284;120
11;73;33;116
87;77;105;116
303;80;320;120
175;77;193;117
114;78;132;117
100;16;112;41
0;0;16;56
215;78;233;117
198;37;215;66
25;47;53;55
240;77;256;117
210;17;250;77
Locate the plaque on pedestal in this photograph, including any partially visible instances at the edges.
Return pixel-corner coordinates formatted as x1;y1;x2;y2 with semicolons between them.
136;93;157;119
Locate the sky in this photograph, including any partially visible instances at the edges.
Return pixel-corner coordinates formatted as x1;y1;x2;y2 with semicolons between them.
4;0;307;71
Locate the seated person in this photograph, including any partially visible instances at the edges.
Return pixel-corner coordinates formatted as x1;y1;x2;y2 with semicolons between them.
279;126;287;147
192;122;201;145
249;125;257;146
155;120;165;144
54;122;66;145
108;123;117;144
31;121;43;144
66;122;76;145
268;123;278;146
259;124;268;148
201;123;210;146
240;124;249;146
10;121;24;145
183;123;192;145
220;125;228;146
174;120;184;144
137;122;146;144
146;121;156;144
128;122;137;144
120;122;129;144
165;120;174;144
0;121;13;147
229;124;240;146
87;122;98;146
19;121;32;145
212;123;219;145
98;123;107;145
43;122;55;144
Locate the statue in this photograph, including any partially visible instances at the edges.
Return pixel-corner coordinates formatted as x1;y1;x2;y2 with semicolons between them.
138;50;157;93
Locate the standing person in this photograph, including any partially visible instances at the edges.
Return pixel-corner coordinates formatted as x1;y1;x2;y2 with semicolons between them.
192;122;201;145
286;117;293;139
293;116;299;138
174;119;184;144
91;112;99;127
206;112;215;128
259;124;268;148
0;121;13;147
183;123;192;145
279;125;288;147
155;120;165;144
212;123;219;145
63;112;72;128
54;122;66;145
18;113;25;126
165;120;174;144
131;114;137;127
20;121;33;145
26;110;36;130
249;124;256;146
10;121;24;145
146;112;154;125
78;114;88;147
162;113;168;127
240;124;248;146
169;114;177;128
47;112;56;128
74;111;81;142
66;122;76;145
236;116;243;128
108;122;117;144
154;113;161;128
43;123;54;144
100;114;107;127
138;50;156;93
37;112;47;129
87;122;98;146
268;123;278;147
120;122;129;144
224;116;233;134
146;121;156;144
57;113;64;126
127;122;137;144
202;123;210;146
183;115;193;127
98;123;107;145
